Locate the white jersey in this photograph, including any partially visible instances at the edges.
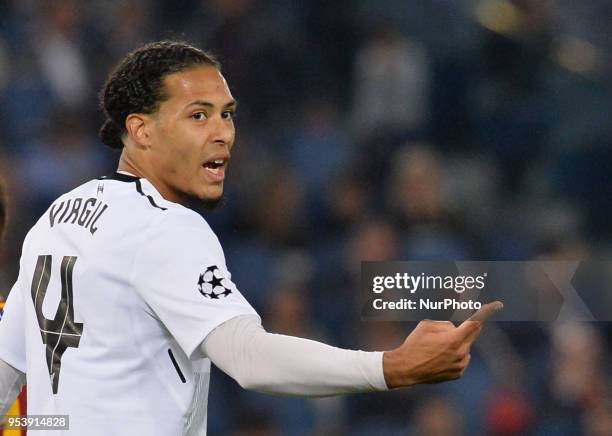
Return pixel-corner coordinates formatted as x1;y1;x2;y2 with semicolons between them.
0;172;258;435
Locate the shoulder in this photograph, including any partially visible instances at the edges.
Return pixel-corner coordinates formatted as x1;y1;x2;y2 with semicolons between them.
142;205;223;256
153;205;214;233
132;207;227;280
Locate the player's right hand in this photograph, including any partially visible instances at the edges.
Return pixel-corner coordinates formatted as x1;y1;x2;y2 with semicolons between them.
382;301;503;389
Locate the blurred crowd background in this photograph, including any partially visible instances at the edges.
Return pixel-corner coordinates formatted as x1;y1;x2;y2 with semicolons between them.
1;0;612;435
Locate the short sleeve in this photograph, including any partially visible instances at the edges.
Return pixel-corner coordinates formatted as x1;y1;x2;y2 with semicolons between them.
0;275;27;372
131;211;259;359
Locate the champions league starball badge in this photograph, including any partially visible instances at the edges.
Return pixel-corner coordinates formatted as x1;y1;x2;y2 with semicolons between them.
197;265;233;299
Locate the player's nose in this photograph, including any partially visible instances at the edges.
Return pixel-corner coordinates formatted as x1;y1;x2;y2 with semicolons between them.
209;115;234;147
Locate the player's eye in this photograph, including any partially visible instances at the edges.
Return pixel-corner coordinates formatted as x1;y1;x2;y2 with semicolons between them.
192;112;207;121
222;111;236;120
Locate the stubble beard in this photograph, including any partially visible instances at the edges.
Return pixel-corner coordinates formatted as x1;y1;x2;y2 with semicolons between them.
200;194;225;211
181;178;226;211
183;187;225;211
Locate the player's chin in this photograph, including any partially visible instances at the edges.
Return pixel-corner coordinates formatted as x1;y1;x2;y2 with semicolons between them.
198;185;225;210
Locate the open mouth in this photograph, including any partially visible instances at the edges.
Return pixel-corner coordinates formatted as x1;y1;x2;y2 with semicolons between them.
204;159;225;174
203;158;228;181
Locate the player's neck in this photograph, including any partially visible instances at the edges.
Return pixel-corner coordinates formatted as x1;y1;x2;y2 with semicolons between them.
117;154;144;177
117;154;145;179
117;154;190;206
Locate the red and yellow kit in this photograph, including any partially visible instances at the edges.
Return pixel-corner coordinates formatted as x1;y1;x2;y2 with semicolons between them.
0;301;26;436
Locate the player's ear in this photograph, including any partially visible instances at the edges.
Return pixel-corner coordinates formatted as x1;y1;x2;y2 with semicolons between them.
125;114;152;149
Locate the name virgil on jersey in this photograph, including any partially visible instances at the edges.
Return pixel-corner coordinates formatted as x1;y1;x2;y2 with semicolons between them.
48;197;109;235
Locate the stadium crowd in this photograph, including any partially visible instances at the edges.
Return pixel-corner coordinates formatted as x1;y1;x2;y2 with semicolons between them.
0;1;611;434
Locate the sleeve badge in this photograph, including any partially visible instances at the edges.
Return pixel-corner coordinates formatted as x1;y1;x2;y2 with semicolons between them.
197;265;234;299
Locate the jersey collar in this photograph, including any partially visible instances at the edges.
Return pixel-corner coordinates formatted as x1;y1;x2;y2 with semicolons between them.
108;171;140;183
99;172;171;210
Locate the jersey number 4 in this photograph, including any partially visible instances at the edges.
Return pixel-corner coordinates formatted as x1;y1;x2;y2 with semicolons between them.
31;255;84;394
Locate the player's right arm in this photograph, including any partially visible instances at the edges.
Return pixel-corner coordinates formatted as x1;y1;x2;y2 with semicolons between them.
201;302;502;396
0;177;25;417
0;237;29;415
132;211;502;396
0;359;25;416
201;314;387;396
0;283;28;417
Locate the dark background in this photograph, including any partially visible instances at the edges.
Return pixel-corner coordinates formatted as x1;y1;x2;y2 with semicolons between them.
0;1;611;434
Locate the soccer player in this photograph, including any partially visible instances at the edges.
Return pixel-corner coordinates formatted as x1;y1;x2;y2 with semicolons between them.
0;41;502;435
1;179;27;436
0;179;6;243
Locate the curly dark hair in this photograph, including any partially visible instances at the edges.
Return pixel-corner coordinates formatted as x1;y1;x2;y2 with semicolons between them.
99;41;220;149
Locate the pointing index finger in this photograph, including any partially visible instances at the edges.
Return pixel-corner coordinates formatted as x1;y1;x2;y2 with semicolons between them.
467;301;504;323
455;301;504;341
